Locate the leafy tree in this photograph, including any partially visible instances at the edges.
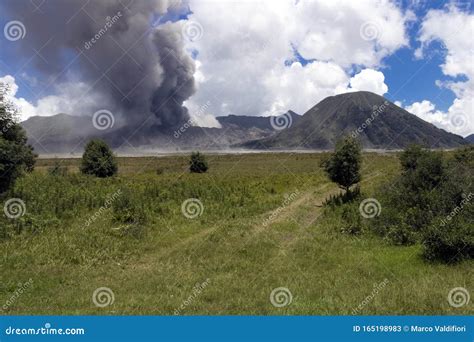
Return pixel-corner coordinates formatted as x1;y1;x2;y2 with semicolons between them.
323;137;361;192
189;151;208;173
399;144;427;171
80;139;117;177
399;145;445;192
0;83;36;194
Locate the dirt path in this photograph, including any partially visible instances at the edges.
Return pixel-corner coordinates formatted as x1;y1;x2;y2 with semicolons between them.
132;182;340;268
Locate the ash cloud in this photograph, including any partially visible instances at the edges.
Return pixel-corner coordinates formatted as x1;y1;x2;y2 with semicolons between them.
3;0;195;131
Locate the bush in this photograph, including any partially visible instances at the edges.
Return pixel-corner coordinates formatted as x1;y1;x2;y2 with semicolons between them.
0;83;36;193
423;217;474;263
368;144;473;261
189;152;208;173
340;205;363;235
323;137;361;192
80;139;117;178
111;188;146;225
324;186;360;206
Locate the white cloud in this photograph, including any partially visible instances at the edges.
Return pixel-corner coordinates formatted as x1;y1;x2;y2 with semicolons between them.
262;61;350;116
342;69;388;95
414;5;474;137
0;75;103;122
185;0;408;121
404;99;472;137
0;75;36;121
293;0;408;67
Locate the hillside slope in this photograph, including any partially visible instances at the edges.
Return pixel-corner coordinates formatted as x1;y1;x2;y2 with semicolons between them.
244;91;466;149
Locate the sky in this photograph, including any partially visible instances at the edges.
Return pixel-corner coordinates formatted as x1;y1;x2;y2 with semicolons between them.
0;0;473;137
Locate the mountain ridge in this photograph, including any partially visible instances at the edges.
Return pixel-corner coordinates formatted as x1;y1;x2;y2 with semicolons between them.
243;91;466;150
21;92;467;154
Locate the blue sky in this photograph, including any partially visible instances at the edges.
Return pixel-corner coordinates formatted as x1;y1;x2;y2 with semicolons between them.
379;0;469;112
0;0;472;136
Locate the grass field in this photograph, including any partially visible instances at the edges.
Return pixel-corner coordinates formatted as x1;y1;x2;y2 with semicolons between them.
0;153;472;315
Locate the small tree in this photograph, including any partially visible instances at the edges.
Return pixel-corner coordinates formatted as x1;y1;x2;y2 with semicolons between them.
323;137;361;193
0;83;36;193
189;151;208;173
399;145;445;193
80;139;117;177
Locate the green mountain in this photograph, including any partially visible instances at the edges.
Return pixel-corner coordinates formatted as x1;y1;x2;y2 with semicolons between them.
243;91;467;149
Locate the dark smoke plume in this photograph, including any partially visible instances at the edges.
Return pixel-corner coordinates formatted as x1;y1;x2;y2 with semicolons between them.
3;0;195;130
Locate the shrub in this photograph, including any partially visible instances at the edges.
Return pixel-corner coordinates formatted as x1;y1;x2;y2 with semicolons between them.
369;145;473;260
0;83;36;193
340;205;363;235
324;186;360;206
399;144;427;171
386;222;417;246
323;137;361;192
189;151;208;173
111;188;146;225
422;217;474;263
80;139;117;178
